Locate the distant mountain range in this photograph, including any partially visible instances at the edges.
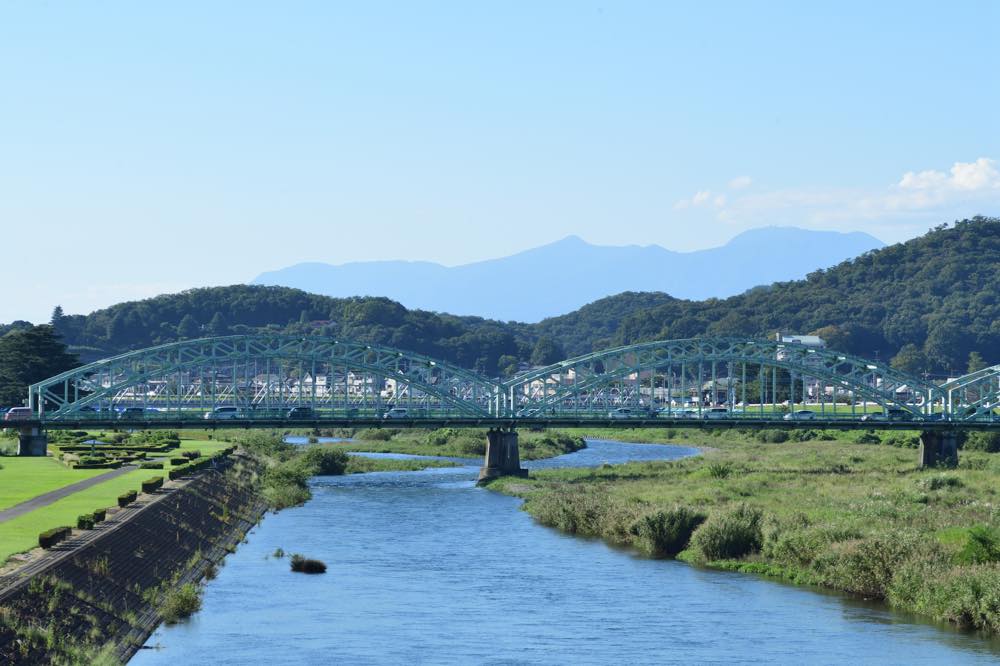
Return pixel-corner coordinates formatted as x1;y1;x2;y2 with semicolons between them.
252;227;884;322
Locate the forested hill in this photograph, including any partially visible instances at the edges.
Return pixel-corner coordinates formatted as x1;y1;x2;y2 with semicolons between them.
19;216;1000;379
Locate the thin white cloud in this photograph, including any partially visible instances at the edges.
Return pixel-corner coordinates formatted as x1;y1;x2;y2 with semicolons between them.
674;189;726;210
728;175;752;190
686;158;1000;239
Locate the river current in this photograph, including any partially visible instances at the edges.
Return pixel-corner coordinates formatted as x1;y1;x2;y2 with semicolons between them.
131;439;1000;665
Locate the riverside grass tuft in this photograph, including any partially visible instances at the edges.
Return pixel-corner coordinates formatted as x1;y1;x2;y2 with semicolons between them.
491;427;1000;634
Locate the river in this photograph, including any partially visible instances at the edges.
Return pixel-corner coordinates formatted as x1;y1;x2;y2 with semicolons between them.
131;439;1000;665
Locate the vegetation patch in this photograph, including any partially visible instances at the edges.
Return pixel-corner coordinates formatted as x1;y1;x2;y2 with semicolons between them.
290;554;327;574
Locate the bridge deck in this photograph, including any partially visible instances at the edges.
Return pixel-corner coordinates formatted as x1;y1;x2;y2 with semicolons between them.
16;417;1000;431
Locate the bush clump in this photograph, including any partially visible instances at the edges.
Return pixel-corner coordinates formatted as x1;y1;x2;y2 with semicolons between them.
139;461;164;469
92;508;107;522
856;432;881;444
755;429;788;443
631;507;706;557
118;490;138;508
963;432;1000;453
290;554;327;574
300;447;349;475
690;503;765;561
956;526;1000;565
141;476;164;494
161;583;202;623
76;514;95;530
39;526;72;549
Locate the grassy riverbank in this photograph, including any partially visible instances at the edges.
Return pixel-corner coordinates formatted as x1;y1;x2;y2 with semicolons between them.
490;428;1000;634
327;428;585;460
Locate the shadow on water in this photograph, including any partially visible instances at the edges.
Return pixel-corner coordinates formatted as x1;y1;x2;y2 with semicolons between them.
132;438;1000;665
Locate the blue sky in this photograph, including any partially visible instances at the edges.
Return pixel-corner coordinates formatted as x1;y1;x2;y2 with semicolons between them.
1;1;998;322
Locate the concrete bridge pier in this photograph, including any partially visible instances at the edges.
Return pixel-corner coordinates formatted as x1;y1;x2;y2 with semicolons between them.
919;431;958;468
18;426;48;457
477;429;528;484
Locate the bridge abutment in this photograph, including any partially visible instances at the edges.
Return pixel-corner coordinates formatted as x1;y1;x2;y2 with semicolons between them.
919;431;958;468
18;426;48;457
477;429;528;484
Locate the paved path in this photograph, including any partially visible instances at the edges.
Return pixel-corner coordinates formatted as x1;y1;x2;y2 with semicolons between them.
0;465;137;524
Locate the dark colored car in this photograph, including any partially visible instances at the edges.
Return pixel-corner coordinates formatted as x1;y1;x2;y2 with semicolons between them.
286;406;315;419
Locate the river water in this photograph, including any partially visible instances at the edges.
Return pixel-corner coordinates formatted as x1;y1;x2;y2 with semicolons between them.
131;439;1000;665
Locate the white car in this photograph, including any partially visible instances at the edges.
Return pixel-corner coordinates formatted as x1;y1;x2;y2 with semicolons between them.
703;407;730;419
383;408;410;419
4;407;33;422
204;406;241;420
783;410;816;421
608;408;637;419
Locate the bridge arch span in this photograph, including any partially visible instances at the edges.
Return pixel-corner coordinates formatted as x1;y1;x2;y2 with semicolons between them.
501;337;939;417
29;335;499;419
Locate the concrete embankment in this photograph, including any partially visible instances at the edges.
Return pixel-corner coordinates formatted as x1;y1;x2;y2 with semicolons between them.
0;456;267;664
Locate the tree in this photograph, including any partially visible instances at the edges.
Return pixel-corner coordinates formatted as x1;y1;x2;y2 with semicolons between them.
0;325;79;405
207;312;228;336
967;351;988;373
177;315;200;339
497;354;520;377
890;343;927;375
530;336;564;366
50;305;64;327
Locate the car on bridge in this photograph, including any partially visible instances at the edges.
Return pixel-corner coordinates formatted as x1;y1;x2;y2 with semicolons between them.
783;409;816;421
702;407;730;419
659;408;699;419
861;408;911;422
4;407;33;422
117;407;147;420
383;407;426;419
204;406;242;420
286;406;315;419
608;407;640;419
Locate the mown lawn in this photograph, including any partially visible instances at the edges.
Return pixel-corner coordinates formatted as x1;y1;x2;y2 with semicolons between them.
0;457;110;511
0;439;230;565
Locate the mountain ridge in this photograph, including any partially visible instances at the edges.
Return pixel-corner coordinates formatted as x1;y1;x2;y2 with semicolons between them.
253;226;884;321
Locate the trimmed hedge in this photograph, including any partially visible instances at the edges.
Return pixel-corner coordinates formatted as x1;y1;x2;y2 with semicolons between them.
169;457;188;466
182;450;201;460
140;461;164;469
92;508;107;522
141;476;164;494
39;526;72;549
118;490;138;508
77;514;95;530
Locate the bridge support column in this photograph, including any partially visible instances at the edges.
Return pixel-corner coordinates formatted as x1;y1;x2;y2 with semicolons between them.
17;426;48;457
919;431;958;468
477;429;528;484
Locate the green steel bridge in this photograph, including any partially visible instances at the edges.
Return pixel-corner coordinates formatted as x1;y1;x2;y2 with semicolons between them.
17;335;1000;473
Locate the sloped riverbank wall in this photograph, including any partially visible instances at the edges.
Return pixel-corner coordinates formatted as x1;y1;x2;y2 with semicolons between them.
0;456;267;664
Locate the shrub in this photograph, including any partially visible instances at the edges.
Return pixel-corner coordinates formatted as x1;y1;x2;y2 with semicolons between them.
169;457;188;465
39;526;72;549
161;584;202;623
118;490;138;508
883;433;920;448
856;432;881;444
956;527;1000;565
290;554;327;574
182;450;201;459
77;514;95;530
355;428;395;441
139;461;163;469
822;532;918;599
92;508;107;522
690;503;764;561
963;431;1000;453
755;429;788;443
141;476;163;494
631;507;706;557
707;462;732;479
300;447;349;475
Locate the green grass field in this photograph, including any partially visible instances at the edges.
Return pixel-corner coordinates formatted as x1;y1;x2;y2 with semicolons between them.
0;458;111;511
0;438;230;565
